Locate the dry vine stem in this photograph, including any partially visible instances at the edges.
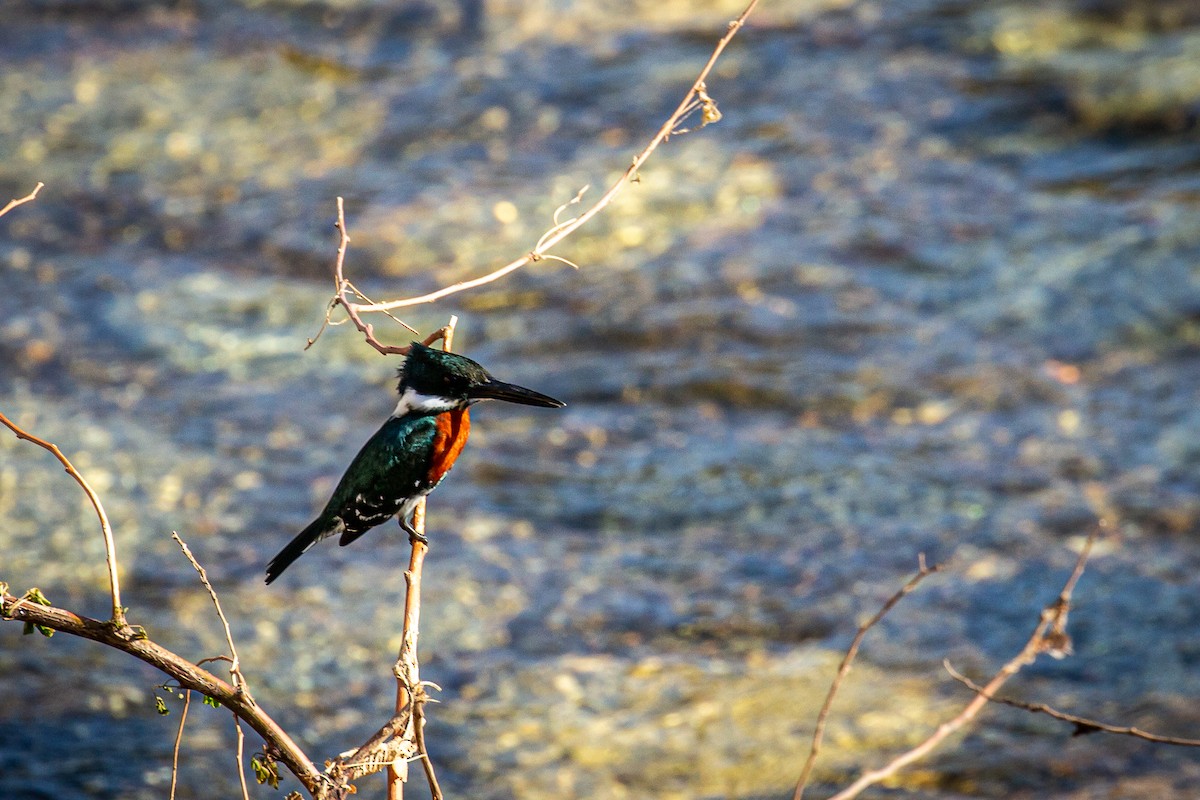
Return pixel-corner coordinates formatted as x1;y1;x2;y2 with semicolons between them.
315;0;761;356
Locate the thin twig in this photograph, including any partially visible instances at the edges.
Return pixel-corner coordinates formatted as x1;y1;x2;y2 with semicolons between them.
344;280;420;335
944;662;1200;747
824;528;1102;800
325;0;759;354
304;297;339;350
0;181;43;218
234;714;251;800
413;693;442;800
356;0;757;315
173;532;250;699
0;410;126;627
170;690;192;800
793;555;942;800
330;197;405;355
552;184;590;227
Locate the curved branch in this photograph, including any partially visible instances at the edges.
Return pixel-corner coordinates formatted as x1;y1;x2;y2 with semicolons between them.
0;591;328;796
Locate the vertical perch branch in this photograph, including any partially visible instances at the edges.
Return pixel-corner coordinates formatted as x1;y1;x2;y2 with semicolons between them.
386;319;456;800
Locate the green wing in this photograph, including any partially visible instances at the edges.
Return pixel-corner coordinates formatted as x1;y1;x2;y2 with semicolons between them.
323;414;438;539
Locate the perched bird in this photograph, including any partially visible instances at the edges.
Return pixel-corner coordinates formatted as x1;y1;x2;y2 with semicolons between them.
265;343;564;584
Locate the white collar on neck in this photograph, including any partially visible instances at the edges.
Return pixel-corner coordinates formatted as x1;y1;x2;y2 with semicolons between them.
391;387;465;418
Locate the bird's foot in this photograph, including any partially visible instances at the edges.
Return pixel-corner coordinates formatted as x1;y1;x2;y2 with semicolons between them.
401;519;429;546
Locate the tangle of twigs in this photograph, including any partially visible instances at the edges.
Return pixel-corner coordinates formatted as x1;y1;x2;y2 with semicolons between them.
821;528;1102;800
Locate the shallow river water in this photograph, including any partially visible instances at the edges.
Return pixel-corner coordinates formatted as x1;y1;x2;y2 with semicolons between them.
2;0;1199;798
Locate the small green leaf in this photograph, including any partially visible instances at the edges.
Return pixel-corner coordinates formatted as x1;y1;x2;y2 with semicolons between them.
24;587;50;606
155;695;170;716
202;695;220;709
250;755;280;789
22;621;53;637
15;587;54;635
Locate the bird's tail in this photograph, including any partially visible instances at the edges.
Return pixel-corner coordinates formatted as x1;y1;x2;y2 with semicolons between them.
265;517;334;585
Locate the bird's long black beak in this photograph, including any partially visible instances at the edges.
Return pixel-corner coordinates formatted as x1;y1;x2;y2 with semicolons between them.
469;379;565;408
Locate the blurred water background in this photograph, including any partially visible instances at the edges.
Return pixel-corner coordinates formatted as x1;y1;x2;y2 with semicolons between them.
2;0;1200;797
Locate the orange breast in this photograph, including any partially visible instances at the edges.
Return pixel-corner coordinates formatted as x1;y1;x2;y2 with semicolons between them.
427;408;471;485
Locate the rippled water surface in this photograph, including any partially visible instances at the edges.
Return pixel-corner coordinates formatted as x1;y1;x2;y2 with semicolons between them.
2;1;1199;797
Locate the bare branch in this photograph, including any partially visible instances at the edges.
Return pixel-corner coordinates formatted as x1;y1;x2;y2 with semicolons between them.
944;662;1200;746
793;555;942;800
0;181;43;218
304;297;340;351
342;711;411;769
320;199;455;357
0;410;126;627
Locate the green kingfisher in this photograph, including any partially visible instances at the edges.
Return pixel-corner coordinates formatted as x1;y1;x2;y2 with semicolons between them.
265;343;564;584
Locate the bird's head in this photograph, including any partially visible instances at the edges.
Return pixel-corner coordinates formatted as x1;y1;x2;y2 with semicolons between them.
393;342;565;416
